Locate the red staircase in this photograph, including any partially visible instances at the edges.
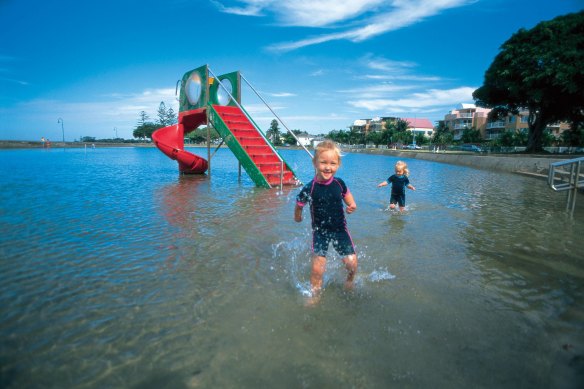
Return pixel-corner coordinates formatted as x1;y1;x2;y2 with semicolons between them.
211;105;298;187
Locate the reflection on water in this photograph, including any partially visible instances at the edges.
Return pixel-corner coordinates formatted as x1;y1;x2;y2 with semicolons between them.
0;147;583;388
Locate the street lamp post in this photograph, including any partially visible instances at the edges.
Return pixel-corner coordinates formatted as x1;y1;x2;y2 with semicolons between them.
114;127;118;139
57;117;64;143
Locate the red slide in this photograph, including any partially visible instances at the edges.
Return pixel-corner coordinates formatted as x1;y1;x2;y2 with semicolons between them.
152;108;209;174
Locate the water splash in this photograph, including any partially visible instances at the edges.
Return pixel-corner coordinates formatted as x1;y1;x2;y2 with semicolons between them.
271;238;312;296
368;268;396;282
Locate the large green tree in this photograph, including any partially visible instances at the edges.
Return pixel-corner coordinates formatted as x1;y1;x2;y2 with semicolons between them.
473;11;584;153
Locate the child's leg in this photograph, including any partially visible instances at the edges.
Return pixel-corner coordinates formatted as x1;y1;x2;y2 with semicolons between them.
398;195;406;211
389;194;397;210
342;254;358;289
310;255;327;295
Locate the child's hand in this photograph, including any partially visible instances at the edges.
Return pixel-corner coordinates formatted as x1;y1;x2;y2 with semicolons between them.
346;203;357;214
294;206;303;222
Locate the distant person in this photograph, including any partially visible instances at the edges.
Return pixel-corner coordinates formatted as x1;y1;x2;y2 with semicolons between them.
46;139;51;148
41;137;46;147
294;140;357;303
377;160;416;211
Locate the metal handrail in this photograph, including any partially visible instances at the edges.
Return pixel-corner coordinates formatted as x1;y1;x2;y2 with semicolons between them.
208;67;291;189
548;156;584;216
240;74;314;160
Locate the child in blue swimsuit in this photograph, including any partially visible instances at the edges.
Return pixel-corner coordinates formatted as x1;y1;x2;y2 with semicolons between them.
294;140;357;301
378;160;416;211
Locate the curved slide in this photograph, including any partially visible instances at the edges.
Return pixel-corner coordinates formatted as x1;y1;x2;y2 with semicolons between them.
152;109;209;174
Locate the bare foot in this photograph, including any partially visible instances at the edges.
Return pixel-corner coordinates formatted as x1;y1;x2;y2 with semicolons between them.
305;289;321;307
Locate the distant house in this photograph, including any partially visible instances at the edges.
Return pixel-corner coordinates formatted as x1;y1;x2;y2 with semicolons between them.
311;137;326;148
402;118;435;138
296;132;314;147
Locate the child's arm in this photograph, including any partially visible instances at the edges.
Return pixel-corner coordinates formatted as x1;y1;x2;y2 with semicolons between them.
407;184;416;191
377;181;388;188
294;204;303;222
344;193;357;214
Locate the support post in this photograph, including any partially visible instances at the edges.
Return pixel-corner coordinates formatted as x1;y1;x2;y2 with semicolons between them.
207;116;211;178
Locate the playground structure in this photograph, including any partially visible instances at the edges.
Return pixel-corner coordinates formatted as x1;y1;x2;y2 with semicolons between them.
153;65;310;189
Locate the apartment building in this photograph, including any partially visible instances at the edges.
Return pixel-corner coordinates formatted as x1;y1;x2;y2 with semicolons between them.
446;104;571;141
444;104;490;140
484;111;570;140
350;116;399;135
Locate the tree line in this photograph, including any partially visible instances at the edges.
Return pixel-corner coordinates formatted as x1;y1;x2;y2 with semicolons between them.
132;102;178;140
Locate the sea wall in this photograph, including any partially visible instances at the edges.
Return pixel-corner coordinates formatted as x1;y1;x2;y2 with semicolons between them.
348;148;573;177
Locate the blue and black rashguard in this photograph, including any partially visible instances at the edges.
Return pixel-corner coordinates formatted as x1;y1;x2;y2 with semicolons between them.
296;177;355;257
387;174;410;207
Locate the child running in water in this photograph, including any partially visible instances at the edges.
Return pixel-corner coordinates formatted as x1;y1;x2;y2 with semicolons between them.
378;160;416;211
294;140;357;302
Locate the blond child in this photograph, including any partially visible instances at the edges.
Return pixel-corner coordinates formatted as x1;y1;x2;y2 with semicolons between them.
294;140;357;301
377;160;416;211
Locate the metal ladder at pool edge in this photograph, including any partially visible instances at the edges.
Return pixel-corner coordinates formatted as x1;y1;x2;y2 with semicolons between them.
548;156;584;216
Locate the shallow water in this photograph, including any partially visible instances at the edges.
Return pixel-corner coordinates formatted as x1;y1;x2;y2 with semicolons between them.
1;147;583;388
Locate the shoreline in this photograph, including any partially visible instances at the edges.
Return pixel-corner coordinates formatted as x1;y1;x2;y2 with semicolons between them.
1;140;579;178
345;147;576;178
0;140;156;149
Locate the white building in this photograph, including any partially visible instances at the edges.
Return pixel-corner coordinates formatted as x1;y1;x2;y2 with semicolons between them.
296;132;314;147
403;118;435;138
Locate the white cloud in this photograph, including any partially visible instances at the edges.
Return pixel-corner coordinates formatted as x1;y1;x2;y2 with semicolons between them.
215;0;385;26
348;86;476;111
230;0;475;51
267;92;297;97
365;56;417;72
210;0;268;16
0;77;29;85
362;74;443;82
339;83;416;99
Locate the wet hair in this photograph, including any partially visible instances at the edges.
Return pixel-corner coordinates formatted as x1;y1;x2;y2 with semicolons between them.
313;140;342;166
395;160;409;176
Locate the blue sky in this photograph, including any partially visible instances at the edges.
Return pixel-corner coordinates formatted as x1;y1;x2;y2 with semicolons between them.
1;0;582;141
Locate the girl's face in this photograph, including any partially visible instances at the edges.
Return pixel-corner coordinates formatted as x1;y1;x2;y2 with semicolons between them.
395;165;405;175
314;150;339;181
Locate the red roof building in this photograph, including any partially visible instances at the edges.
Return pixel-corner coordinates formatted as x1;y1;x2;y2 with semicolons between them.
402;118;435;137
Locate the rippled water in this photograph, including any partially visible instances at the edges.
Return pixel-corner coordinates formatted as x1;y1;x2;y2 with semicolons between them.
1;147;583;388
